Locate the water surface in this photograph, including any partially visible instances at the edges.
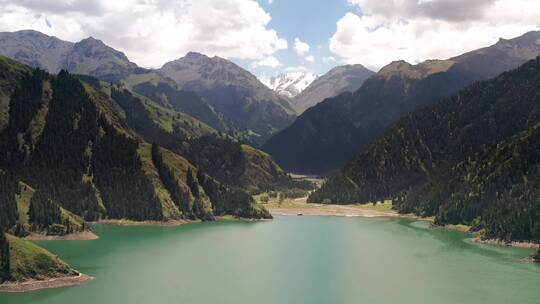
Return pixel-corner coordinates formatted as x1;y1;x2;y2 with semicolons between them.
1;216;539;304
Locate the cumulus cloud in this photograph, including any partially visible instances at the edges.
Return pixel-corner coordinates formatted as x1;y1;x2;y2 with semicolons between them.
322;56;336;63
349;0;496;22
252;55;281;68
305;55;315;62
285;66;308;71
294;37;310;56
331;0;540;68
0;0;288;67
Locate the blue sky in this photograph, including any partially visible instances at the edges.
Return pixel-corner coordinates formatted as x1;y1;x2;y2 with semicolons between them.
250;0;357;75
234;0;540;78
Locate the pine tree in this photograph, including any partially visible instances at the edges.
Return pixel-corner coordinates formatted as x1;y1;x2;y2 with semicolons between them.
0;227;10;283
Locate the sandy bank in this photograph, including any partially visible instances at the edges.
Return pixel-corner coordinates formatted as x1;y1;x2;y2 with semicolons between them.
267;198;539;252
24;231;99;241
95;217;269;227
266;197;418;219
472;238;540;249
0;273;93;293
95;219;193;227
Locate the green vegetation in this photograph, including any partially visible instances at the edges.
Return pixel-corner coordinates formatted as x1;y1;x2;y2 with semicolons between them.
310;56;540;243
0;229;9;283
15;182;35;225
132;81;228;132
152;143;271;220
174;135;313;193
0;56;32;130
0;61;273;241
4;234;76;282
110;87;215;146
263;32;540;174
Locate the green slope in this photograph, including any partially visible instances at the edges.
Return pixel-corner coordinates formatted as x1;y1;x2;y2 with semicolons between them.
4;234;77;282
263;32;540;174
0;60;271;236
310;56;540;242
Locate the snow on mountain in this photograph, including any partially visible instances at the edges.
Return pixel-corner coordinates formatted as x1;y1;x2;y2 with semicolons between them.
263;71;318;98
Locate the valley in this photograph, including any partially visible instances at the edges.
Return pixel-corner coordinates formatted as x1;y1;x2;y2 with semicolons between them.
0;8;539;302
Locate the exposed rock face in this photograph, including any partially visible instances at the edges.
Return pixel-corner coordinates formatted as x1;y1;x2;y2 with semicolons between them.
293;64;374;112
0;30;136;83
159;52;297;145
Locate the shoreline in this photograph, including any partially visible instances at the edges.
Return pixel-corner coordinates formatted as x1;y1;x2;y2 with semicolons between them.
93;216;269;227
24;230;99;241
93;218;194;227
0;273;93;293
266;197;424;220
266;198;538;251
472;237;540;250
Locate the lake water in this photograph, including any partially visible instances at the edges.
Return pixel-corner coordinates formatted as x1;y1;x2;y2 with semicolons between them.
1;216;539;304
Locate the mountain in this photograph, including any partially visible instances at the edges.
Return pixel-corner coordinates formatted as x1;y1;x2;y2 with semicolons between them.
293;64;374;112
263;31;540;174
0;30;137;83
172;135;308;193
0;58;272;242
125;76;230;133
61;37;138;83
309;56;540;243
265;71;318;98
159;52;297;145
0;30;73;73
0;30;296;144
0;231;85;288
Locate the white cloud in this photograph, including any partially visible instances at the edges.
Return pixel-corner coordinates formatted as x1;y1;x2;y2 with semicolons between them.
294;37;310;56
252;55;281;68
0;0;288;68
285;66;308;71
332;0;540;68
305;55;315;62
322;56;336;63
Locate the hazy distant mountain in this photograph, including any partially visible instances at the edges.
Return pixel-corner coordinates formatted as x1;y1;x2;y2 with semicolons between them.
159;52;297;145
0;30;137;83
264;71;318;98
61;37;138;83
0;30;72;72
293;64;374;112
263;31;540;174
309;56;540;244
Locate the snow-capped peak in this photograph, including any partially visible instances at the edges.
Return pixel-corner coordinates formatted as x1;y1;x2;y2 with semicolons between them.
264;71;318;98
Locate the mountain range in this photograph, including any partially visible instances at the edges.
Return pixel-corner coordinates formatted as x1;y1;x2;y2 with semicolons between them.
0;30;296;145
309;55;540;243
263;31;540;174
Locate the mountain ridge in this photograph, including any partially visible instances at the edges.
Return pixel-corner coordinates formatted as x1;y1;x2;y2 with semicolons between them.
0;31;296;145
309;56;540;243
263;31;540;174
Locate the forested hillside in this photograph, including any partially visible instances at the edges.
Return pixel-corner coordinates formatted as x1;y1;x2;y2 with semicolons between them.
173;135;310;193
310;56;540;242
264;31;540;174
0;59;271;239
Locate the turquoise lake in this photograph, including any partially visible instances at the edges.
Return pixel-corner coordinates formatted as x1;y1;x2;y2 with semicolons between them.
1;216;539;304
